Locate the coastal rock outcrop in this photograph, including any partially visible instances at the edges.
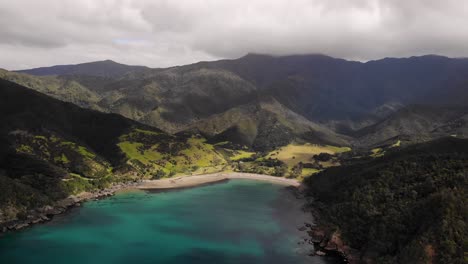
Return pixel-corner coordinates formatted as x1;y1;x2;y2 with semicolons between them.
305;226;361;263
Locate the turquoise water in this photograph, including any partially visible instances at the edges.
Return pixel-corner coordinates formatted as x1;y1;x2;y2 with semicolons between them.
0;180;337;264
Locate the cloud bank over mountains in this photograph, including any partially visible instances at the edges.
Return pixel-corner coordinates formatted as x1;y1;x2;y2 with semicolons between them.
1;0;468;69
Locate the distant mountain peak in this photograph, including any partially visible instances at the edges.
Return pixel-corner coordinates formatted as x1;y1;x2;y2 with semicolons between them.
241;52;333;59
242;52;272;58
94;59;120;64
16;59;148;78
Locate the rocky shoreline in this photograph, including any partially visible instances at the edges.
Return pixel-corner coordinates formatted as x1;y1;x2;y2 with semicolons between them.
306;226;360;263
290;186;359;264
0;181;141;235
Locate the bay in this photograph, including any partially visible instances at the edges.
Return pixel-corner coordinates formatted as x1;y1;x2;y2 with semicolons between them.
0;179;339;264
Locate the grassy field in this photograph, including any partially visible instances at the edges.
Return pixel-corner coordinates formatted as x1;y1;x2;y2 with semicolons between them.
117;141;163;165
110;129;355;180
370;147;384;157
117;130;230;177
229;143;352;179
229;150;256;161
390;140;401;148
266;143;350;167
370;140;401;158
299;168;321;179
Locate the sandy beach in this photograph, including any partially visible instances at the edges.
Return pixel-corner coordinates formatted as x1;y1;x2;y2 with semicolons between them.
1;173;299;233
136;172;300;190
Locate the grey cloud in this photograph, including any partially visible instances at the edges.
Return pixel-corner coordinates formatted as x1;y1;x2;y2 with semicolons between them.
1;0;468;70
0;8;65;48
0;29;66;48
139;1;196;32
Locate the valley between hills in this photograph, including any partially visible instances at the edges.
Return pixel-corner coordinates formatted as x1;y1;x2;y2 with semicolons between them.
0;54;467;263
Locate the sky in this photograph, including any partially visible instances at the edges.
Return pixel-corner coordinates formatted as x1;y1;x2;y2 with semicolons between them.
1;0;468;70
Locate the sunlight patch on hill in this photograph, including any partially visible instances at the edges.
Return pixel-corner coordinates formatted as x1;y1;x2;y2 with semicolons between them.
266;143;350;167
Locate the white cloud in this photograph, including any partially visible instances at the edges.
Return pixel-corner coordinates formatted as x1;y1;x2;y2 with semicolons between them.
1;0;468;69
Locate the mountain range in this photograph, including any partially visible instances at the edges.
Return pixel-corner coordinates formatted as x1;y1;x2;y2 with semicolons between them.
2;53;468;150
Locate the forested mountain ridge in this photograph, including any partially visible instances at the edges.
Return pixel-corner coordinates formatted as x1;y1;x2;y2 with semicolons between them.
17;60;149;78
352;105;468;147
3;66;347;149
7;54;468;148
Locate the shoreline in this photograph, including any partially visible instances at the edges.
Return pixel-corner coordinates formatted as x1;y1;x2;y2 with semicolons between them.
0;181;141;234
0;173;299;234
136;172;300;190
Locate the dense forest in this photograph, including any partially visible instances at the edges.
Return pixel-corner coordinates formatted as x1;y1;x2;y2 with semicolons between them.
305;137;468;263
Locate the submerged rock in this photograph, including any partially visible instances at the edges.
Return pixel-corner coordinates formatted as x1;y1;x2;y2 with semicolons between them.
14;223;29;230
315;250;326;256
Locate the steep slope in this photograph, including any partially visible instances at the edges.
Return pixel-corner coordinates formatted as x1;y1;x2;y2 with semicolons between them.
5;67;298;150
432;112;468;137
117;67;258;131
16;60;148;78
305;137;468;263
0;78;136;163
210;54;468;122
8;66;259;133
353;105;468;147
3;57;363;149
0;69;103;110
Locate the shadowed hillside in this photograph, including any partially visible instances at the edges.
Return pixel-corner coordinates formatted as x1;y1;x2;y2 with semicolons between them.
353;105;468;147
184;96;350;150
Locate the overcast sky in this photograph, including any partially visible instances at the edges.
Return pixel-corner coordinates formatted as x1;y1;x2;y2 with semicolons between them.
1;0;468;70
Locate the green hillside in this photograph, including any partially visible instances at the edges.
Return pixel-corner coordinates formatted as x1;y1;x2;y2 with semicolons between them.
0;69;103;110
305;137;468;263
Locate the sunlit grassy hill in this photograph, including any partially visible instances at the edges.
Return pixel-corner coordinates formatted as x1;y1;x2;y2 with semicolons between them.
229;142;351;179
117;129;229;177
